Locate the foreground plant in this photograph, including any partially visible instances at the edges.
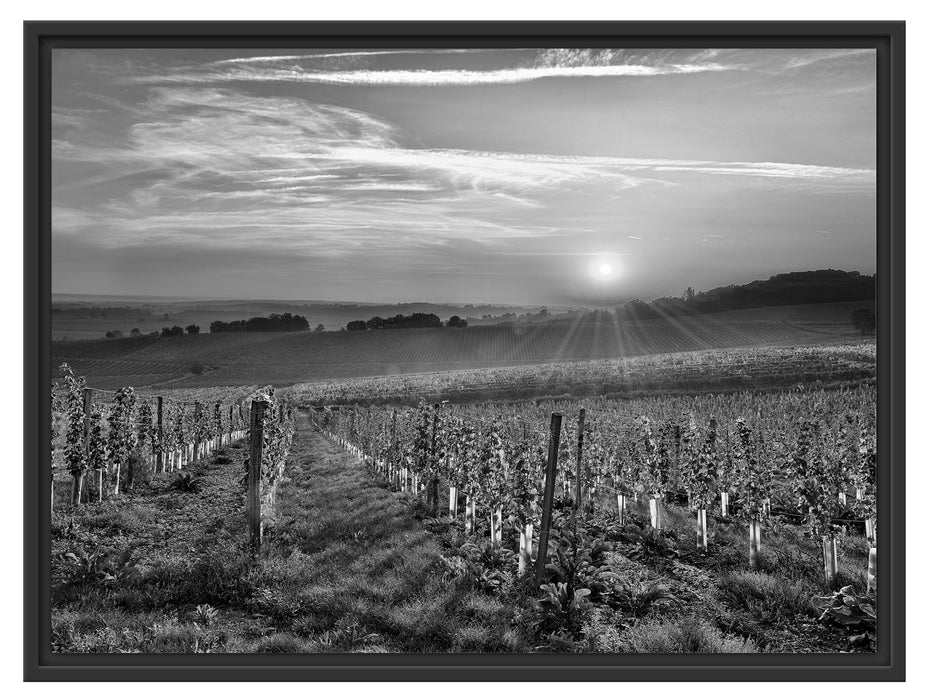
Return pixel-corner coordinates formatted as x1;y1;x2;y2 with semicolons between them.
56;546;138;587
813;585;876;650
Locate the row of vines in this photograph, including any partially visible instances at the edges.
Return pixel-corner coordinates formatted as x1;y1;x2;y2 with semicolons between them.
314;385;876;590
51;364;296;524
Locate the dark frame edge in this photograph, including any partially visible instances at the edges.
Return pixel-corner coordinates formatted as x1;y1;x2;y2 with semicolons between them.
24;19;43;683
883;19;906;683
24;20;906;682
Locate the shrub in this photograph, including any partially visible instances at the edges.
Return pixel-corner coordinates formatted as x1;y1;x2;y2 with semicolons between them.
814;585;876;650
171;471;203;493
56;547;139;588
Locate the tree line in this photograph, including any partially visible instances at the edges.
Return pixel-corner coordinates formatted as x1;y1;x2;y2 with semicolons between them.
209;313;310;333
346;313;468;331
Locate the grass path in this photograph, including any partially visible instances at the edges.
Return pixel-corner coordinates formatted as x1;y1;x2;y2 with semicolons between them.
52;413;523;652
258;413;524;652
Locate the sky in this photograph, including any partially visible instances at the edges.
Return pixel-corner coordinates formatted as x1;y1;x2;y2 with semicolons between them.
52;47;876;306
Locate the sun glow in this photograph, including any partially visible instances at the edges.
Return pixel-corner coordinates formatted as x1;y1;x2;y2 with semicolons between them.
588;254;623;282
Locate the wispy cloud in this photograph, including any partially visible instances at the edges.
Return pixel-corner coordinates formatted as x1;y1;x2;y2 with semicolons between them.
785;48;875;70
133;62;737;88
52;85;875;254
210;49;483;65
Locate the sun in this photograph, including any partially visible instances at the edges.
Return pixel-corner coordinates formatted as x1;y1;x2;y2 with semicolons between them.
588;254;622;282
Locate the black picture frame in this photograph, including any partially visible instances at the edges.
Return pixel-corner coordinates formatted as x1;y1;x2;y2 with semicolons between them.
24;20;905;682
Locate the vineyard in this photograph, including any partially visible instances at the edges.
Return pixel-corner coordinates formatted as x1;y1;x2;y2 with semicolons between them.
50;350;877;654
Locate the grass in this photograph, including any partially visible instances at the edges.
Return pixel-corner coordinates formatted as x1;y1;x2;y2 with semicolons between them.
51;414;872;654
613;616;761;654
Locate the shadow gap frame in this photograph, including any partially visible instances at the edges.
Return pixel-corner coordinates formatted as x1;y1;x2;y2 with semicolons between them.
24;20;905;682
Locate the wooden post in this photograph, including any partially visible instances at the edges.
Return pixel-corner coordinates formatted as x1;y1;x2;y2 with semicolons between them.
720;491;729;518
822;534;838;590
865;517;876;543
214;403;221;453
248;400;267;554
465;495;475;534
749;519;762;568
697;508;708;550
535;413;562;586
155;397;164;473
72;388;92;506
429;404;440;516
617;493;626;525
389;410;398;485
867;547;877;594
228;405;234;445
672;424;681;493
574;408;585;510
194;402;202;462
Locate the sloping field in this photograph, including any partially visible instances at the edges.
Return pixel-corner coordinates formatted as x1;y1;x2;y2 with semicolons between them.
286;341;876;405
52;309;863;389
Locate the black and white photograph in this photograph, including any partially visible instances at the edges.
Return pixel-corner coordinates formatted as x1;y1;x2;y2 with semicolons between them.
46;41;884;659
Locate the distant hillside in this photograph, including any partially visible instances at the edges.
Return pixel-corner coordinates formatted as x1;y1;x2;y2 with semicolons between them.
52;305;867;390
627;270;874;320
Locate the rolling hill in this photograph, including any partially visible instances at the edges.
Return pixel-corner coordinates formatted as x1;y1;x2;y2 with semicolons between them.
51;302;871;390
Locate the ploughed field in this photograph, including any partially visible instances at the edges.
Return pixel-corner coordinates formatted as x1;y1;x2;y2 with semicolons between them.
52;308;865;390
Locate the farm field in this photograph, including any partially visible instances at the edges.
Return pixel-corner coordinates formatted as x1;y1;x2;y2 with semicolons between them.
51;304;869;390
287;341;875;405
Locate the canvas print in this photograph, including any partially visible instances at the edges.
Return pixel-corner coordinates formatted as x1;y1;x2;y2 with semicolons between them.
50;47;877;654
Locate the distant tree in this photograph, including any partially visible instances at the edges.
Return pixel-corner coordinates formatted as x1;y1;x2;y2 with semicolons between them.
185;324;200;335
208;313;309;333
684;286;696;301
314;323;325;333
347;320;367;331
105;331;114;339
161;326;184;338
189;360;205;375
446;315;468;328
105;329;124;339
850;307;876;335
130;328;141;336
